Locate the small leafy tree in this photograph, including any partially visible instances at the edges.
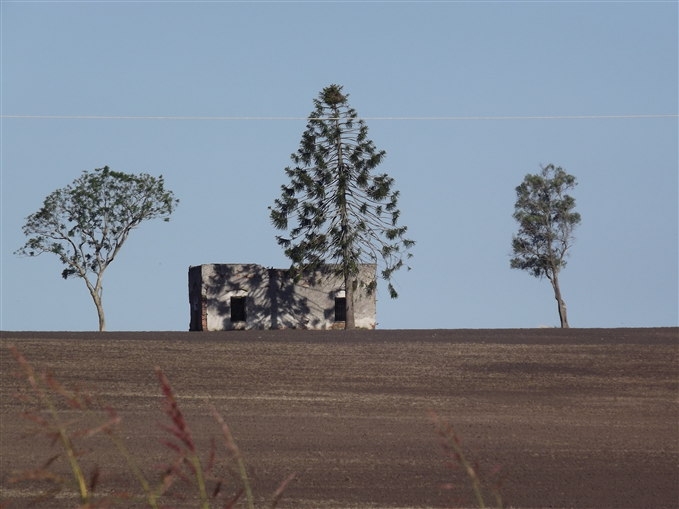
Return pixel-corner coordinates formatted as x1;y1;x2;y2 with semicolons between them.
270;84;414;329
510;164;581;328
16;166;178;331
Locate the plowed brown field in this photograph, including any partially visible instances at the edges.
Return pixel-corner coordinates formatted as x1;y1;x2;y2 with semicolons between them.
1;328;677;509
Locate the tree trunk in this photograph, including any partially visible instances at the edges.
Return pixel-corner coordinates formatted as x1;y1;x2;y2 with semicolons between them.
95;303;106;331
550;273;569;328
334;111;355;330
86;276;106;331
344;278;355;330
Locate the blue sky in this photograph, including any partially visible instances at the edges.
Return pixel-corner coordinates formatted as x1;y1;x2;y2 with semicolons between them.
1;1;677;331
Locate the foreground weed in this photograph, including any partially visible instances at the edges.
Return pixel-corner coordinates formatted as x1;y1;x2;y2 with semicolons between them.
156;367;212;508
430;411;505;508
157;368;246;508
8;345;158;507
155;367;295;509
8;345;105;506
5;346;293;508
209;405;254;508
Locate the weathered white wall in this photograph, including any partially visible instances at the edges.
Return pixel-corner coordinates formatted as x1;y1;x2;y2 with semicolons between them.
188;263;376;331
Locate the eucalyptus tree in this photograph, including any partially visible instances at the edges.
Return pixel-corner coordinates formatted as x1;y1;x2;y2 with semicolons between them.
270;84;414;329
16;166;178;331
510;164;581;328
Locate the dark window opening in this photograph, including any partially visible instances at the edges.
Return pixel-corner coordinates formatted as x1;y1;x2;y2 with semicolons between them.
334;297;346;322
231;296;247;322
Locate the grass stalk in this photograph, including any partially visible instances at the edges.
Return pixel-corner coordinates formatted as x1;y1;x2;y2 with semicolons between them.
211;405;255;509
101;408;161;509
430;411;503;508
156;367;211;509
9;345;90;505
8;346;293;509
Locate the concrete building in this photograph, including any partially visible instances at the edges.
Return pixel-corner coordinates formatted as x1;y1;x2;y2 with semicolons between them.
188;263;377;331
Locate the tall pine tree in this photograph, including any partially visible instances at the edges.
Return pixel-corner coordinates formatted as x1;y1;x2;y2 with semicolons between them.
270;85;414;329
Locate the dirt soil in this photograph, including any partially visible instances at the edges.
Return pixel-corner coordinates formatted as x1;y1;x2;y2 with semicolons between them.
1;328;677;509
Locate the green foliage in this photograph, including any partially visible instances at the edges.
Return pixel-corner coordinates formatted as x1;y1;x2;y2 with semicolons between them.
510;164;581;281
15;166;178;330
270;84;414;302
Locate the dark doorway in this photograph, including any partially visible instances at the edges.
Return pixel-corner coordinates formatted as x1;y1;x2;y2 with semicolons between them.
334;297;346;322
231;296;247;322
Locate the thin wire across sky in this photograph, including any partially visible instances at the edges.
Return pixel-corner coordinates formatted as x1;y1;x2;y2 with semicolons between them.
1;114;676;121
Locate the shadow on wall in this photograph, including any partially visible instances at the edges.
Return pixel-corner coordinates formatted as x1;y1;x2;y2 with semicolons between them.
189;263;377;331
189;264;320;330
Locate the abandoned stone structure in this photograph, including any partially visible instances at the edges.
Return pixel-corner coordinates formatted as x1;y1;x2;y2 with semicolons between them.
188;263;377;331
